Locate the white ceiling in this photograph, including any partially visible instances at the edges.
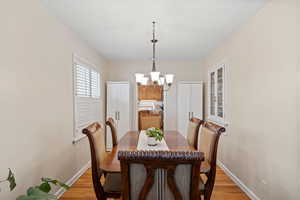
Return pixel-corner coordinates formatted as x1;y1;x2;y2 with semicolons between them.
41;0;267;61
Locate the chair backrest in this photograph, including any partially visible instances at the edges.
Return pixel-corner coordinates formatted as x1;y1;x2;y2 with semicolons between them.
106;117;118;146
138;110;163;131
198;122;225;199
186;117;203;150
82;122;106;199
118;151;204;200
198;122;225;166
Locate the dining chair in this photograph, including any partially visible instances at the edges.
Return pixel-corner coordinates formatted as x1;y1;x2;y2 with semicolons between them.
187;117;203;150
106;117;118;146
82;122;121;200
197;122;225;200
118;150;204;200
138;110;163;131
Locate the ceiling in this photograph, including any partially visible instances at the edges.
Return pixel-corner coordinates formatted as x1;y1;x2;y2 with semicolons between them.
41;0;267;61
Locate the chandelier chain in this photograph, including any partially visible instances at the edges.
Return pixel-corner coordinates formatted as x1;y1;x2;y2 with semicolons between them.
152;21;157;72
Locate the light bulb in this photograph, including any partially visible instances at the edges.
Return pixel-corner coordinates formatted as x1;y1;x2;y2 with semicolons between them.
135;73;144;84
159;77;165;85
165;74;174;85
141;77;149;85
150;71;160;84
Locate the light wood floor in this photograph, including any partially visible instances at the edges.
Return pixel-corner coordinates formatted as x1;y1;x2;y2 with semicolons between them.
60;167;249;200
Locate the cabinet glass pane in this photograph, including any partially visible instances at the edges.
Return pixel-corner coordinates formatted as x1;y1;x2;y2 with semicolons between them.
217;67;223;118
210;72;215;116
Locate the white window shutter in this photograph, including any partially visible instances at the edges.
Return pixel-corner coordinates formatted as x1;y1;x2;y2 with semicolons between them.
91;70;100;98
209;71;216;116
208;64;226;126
217;67;224;118
73;56;101;142
75;64;90;97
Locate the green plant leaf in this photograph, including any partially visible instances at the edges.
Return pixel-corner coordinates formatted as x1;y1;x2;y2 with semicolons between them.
38;182;51;193
27;187;56;198
57;181;70;190
6;168;16;191
16;187;57;200
41;178;70;190
41;178;57;185
16;194;57;200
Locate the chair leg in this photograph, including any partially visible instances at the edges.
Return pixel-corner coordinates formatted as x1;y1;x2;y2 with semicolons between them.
204;179;214;200
204;191;212;200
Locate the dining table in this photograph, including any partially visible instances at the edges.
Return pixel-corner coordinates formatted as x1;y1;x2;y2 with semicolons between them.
100;130;210;173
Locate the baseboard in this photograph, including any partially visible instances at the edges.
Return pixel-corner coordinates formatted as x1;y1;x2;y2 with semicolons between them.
217;160;260;200
54;161;91;198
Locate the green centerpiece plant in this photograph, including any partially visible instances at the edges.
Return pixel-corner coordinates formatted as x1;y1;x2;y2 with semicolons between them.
146;128;164;146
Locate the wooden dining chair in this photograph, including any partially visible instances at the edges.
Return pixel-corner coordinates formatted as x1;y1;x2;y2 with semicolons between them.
187;117;203;150
105;117;118;146
82;122;121;200
197;122;225;200
118;150;204;200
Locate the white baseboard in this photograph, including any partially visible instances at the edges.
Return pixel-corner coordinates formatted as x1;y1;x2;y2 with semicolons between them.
217;160;260;200
54;161;91;198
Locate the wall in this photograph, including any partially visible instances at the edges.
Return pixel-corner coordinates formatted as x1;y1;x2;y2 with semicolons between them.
297;0;300;194
107;61;202;130
0;0;108;199
199;0;300;199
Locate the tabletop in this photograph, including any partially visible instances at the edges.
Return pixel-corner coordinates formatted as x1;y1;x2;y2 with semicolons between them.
100;130;195;172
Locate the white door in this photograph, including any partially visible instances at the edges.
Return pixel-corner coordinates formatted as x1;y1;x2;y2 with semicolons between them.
116;83;130;141
190;83;203;120
177;83;191;137
106;83;119;150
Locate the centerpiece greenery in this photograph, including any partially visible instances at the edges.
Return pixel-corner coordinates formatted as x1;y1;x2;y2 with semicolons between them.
146;127;164;141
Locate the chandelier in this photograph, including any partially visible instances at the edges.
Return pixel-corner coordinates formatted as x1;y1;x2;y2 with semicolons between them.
135;22;174;90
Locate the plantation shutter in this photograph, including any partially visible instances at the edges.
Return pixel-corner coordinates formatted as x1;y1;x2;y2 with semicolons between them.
91;70;100;98
217;67;224;118
73;56;101;142
208;64;225;125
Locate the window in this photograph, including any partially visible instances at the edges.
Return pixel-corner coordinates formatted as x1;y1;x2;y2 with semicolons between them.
73;55;101;142
208;64;226;125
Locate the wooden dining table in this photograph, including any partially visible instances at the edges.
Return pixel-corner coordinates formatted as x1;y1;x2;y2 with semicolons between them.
100;130;209;173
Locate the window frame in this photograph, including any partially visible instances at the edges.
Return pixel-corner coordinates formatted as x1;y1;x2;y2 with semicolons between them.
208;63;227;127
72;54;101;143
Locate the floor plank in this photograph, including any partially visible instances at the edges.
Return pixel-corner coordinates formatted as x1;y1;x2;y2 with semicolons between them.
60;167;249;200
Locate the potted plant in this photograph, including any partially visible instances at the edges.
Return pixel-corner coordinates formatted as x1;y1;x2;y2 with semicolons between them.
146;127;164;146
16;178;69;200
0;168;69;200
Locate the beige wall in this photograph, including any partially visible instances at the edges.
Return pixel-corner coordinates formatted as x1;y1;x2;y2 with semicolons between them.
199;0;300;199
107;61;202;130
297;0;300;194
0;0;108;199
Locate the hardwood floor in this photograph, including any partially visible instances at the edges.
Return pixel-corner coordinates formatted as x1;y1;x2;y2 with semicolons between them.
60;167;249;200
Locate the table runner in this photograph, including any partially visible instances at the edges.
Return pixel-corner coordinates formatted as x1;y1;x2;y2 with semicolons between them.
137;131;169;151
